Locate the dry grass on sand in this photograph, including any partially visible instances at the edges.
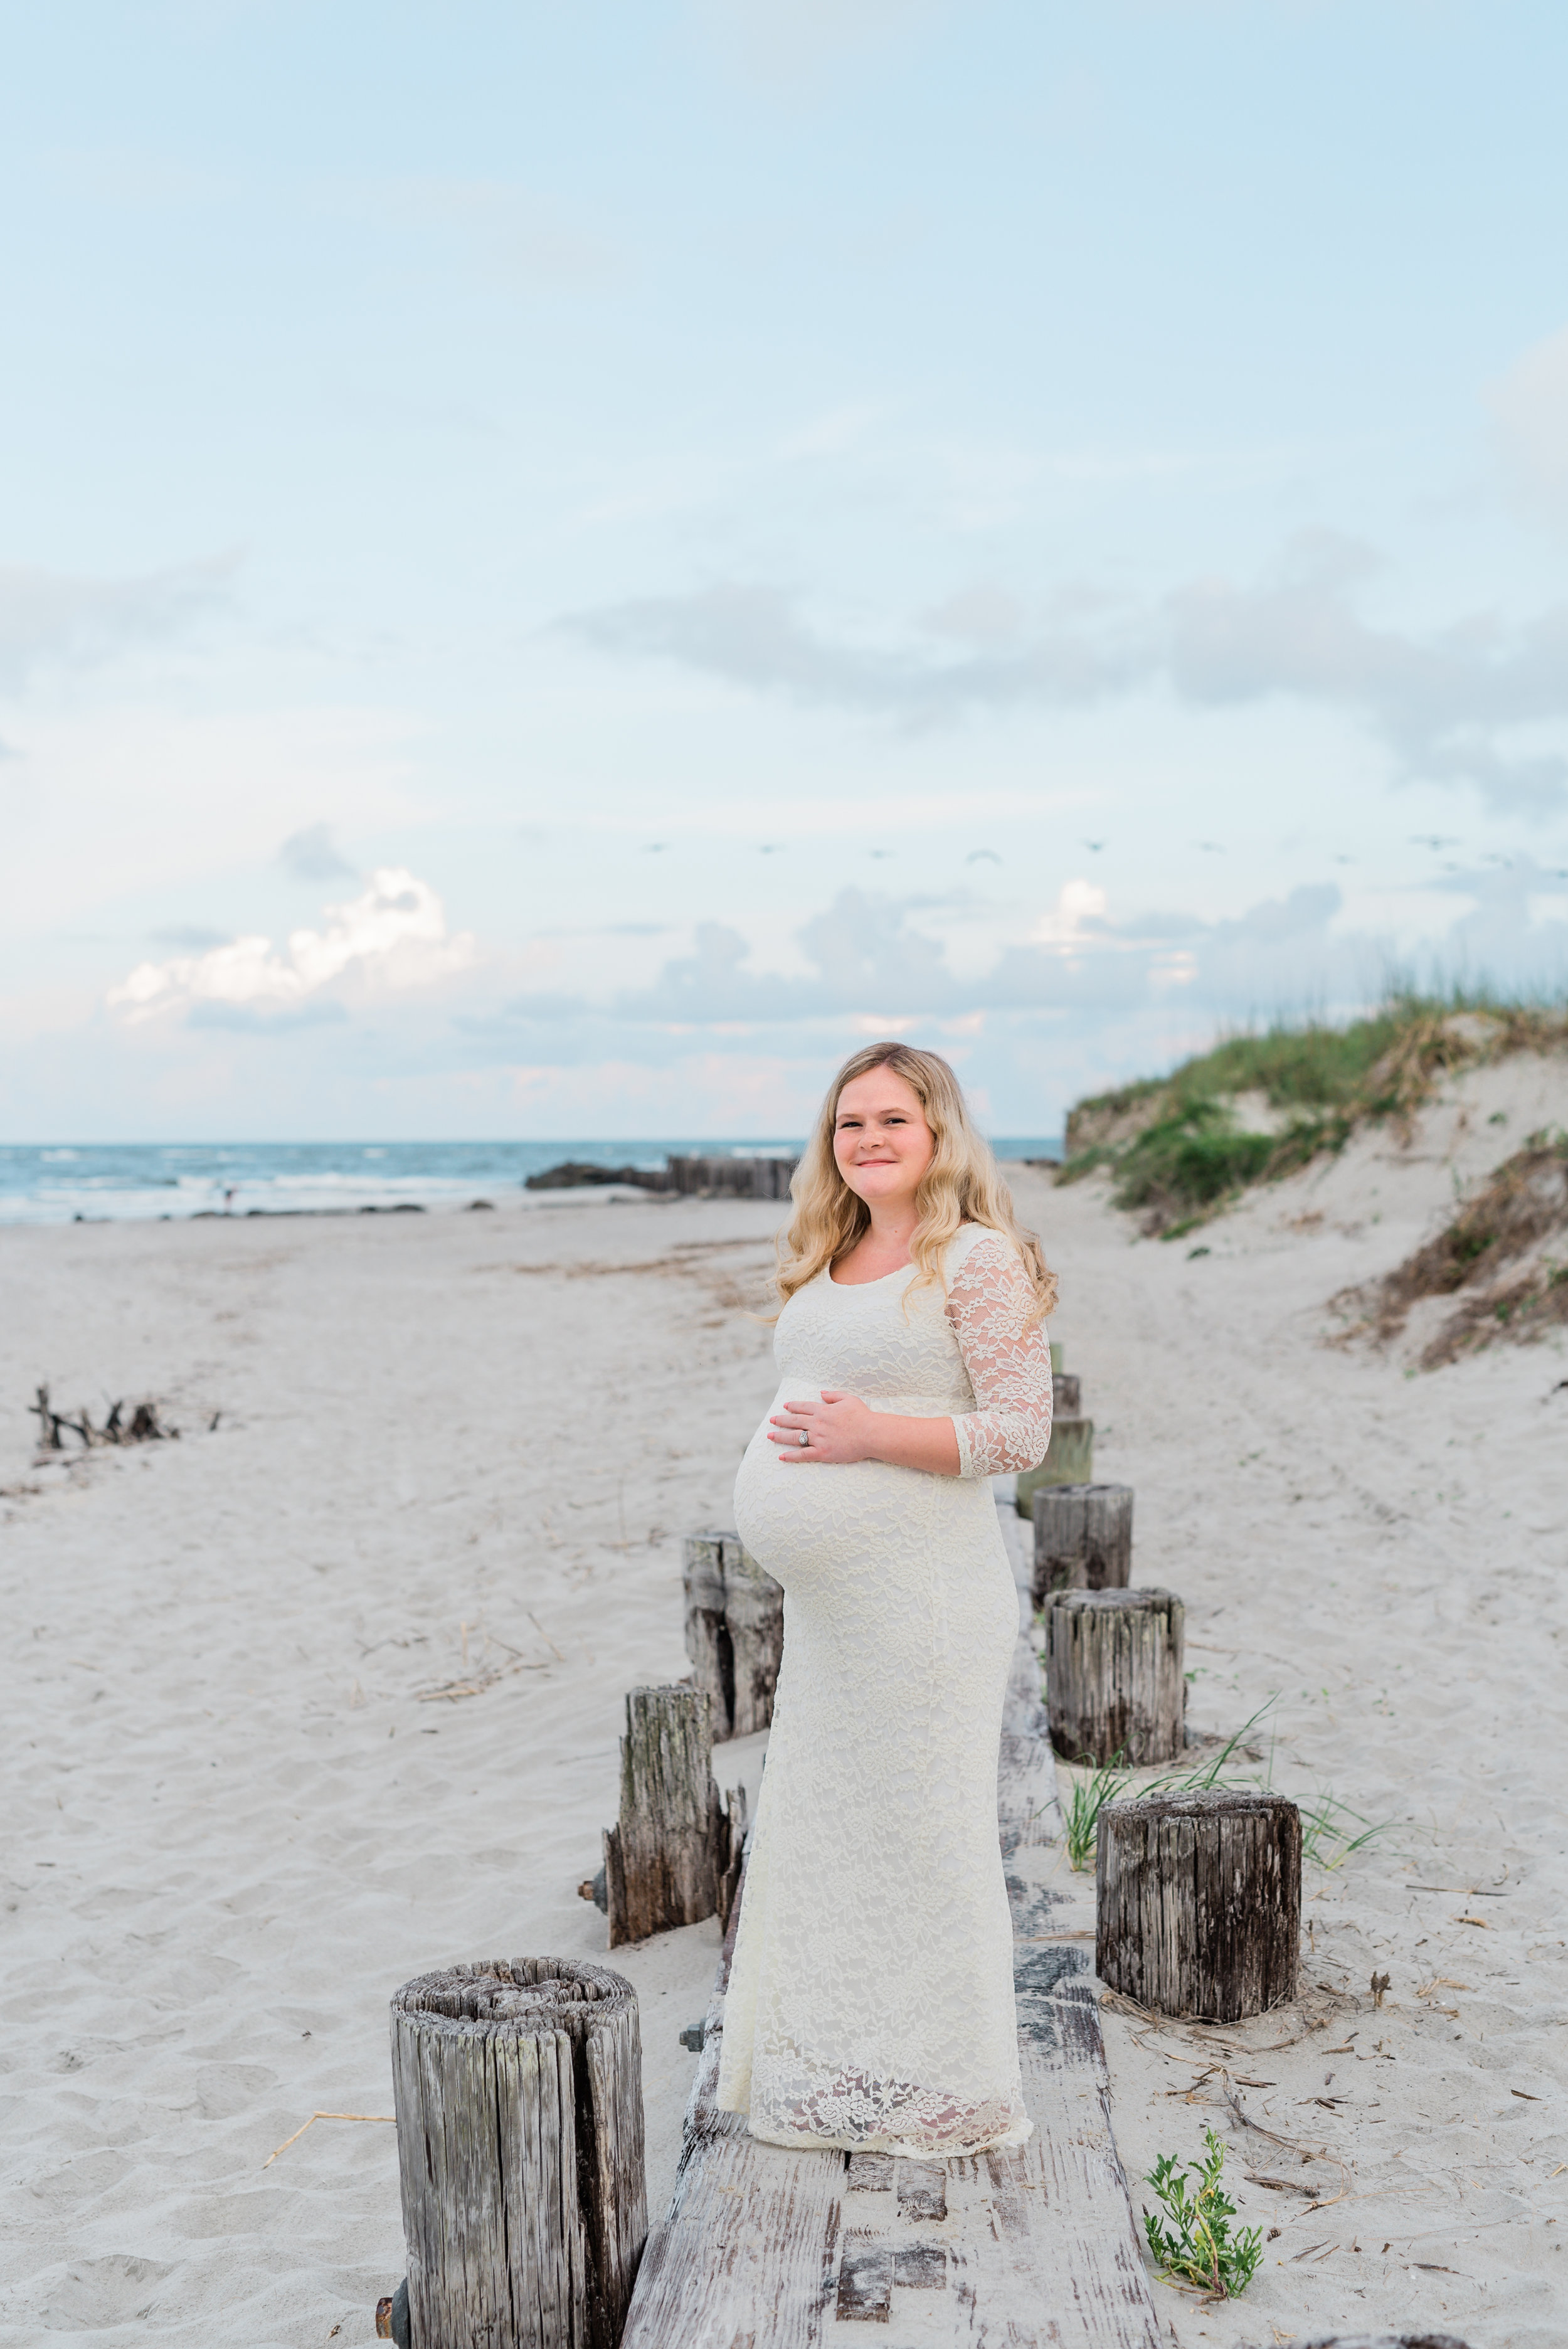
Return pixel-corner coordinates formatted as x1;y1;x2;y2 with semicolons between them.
1332;1132;1568;1368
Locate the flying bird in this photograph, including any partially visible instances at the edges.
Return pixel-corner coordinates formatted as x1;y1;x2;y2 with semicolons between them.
869;849;894;859
966;849;1002;865
645;842;669;853
1411;834;1459;850
1081;840;1104;854
759;844;783;854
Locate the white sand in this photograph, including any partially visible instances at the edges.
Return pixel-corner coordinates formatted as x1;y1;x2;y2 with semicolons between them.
3;1069;1564;2346
2;1196;785;2345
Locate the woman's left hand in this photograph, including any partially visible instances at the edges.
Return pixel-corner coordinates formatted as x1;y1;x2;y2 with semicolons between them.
768;1391;877;1465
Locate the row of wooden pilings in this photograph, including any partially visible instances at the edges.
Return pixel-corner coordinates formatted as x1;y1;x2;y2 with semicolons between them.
373;1357;1446;2349
1023;1359;1301;2030
372;1537;787;2349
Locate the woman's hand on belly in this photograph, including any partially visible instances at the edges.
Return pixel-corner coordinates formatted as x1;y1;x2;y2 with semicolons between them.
768;1392;961;1476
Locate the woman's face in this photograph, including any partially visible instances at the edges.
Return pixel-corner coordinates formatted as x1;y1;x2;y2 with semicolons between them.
832;1068;936;1216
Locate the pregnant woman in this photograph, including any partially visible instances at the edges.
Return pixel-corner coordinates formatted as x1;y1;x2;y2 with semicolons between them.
718;1041;1056;2156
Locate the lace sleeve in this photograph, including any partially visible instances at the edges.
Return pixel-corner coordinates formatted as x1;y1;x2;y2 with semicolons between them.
945;1232;1053;1480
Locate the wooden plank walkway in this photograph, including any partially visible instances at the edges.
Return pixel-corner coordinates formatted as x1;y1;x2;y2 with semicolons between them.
621;1505;1163;2349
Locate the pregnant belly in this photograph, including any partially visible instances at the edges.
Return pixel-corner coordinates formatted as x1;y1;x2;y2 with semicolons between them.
732;1394;989;1596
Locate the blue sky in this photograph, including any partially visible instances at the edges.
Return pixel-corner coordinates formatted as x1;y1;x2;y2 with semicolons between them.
4;0;1567;1140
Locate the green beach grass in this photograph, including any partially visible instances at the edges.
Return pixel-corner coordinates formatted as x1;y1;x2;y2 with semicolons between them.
1056;987;1568;1238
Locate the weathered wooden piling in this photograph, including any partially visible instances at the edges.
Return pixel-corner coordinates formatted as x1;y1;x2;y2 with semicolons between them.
1030;1481;1133;1608
682;1532;783;1741
602;1684;746;1948
1052;1370;1081;1417
1096;1788;1301;2021
389;1958;646;2349
1299;2336;1473;2348
1046;1587;1185;1765
1015;1416;1095;1517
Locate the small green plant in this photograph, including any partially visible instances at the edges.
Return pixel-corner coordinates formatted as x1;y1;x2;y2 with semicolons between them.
1299;1786;1388;1870
1165;1700;1276;1792
1055;1702;1281;1872
1142;2125;1262;2299
1063;1754;1128;1872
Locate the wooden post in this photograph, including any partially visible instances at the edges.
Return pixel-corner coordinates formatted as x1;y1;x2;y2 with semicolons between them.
1046;1588;1184;1765
1015;1416;1094;1516
1052;1370;1081;1417
682;1532;783;1741
681;1535;730;1731
602;1685;746;1948
1030;1482;1133;1608
389;1958;647;2349
1298;2335;1473;2348
1298;2338;1473;2348
1096;1789;1301;2021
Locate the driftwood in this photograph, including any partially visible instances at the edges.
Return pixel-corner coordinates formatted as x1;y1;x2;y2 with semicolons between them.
1096;1788;1301;2021
602;1685;746;1947
29;1383;175;1452
1046;1588;1185;1765
1015;1416;1095;1517
1031;1482;1133;1607
389;1958;645;2349
618;1624;1164;2348
683;1532;784;1740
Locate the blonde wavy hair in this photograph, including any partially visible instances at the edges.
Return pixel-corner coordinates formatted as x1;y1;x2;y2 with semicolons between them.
773;1042;1057;1322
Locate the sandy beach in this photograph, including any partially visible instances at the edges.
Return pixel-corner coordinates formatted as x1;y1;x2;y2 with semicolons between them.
4;1064;1565;2346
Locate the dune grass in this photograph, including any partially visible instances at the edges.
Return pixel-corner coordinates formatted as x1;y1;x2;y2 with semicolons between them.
1056;1700;1391;1879
1296;1786;1389;1870
1057;987;1568;1237
1057;1704;1278;1873
1335;1128;1568;1364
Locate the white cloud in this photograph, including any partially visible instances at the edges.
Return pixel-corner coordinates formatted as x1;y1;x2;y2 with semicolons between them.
560;540;1568;814
1031;879;1110;947
278;822;356;882
0;554;234;689
1493;324;1568;528
106;867;474;1024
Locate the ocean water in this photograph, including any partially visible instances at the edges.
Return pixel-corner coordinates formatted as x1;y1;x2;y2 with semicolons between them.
0;1139;1063;1225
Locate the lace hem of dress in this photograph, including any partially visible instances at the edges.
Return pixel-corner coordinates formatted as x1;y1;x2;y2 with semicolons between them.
744;2062;1032;2157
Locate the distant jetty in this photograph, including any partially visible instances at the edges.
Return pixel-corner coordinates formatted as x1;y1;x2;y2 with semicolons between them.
525;1153;798;1201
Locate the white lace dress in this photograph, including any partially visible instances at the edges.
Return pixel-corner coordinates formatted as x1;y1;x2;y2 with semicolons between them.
718;1223;1053;2155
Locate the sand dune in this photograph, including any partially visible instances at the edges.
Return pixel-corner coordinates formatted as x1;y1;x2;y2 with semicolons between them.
3;1066;1564;2345
1018;1049;1567;2348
